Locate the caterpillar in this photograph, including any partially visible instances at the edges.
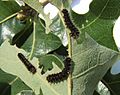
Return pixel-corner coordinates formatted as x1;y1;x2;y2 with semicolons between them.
18;53;36;74
46;57;72;83
16;5;36;22
62;9;80;39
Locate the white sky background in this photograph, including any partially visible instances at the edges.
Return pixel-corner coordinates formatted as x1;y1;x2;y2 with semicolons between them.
111;16;120;75
16;0;120;75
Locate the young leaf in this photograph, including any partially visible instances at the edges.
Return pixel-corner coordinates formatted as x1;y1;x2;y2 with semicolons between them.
72;33;119;95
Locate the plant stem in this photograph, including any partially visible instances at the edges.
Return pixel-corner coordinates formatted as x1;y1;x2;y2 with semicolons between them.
29;21;36;59
67;30;73;95
59;10;73;95
0;12;18;24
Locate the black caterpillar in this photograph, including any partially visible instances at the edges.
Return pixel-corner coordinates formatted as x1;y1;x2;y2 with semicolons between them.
62;9;79;39
46;57;72;83
18;53;36;74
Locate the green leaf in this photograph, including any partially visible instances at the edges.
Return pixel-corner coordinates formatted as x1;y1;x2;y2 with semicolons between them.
39;54;64;74
16;90;35;95
93;91;100;95
22;0;55;34
71;0;120;51
61;0;72;9
50;0;63;9
22;18;62;57
0;1;20;21
0;1;34;46
44;14;53;34
0;82;11;95
72;33;119;95
0;70;31;95
11;22;33;48
103;70;120;95
96;81;110;95
0;40;68;95
50;16;67;45
0;17;28;45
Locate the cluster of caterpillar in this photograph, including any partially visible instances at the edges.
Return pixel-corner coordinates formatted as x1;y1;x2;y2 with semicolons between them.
62;9;80;39
18;53;72;83
18;53;36;74
46;57;72;83
17;8;75;84
46;9;77;83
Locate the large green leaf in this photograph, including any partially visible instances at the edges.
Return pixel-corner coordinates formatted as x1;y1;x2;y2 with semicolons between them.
72;33;119;95
0;40;69;95
71;0;120;51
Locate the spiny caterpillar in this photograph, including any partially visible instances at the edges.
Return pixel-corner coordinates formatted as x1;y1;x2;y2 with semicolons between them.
18;53;36;74
46;57;72;83
62;9;80;39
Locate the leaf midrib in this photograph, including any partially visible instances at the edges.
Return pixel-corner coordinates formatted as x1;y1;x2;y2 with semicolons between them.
81;0;110;30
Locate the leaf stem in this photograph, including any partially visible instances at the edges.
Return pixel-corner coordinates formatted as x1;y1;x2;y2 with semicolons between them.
67;33;72;58
67;29;73;95
0;12;18;24
58;10;73;95
29;21;36;59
